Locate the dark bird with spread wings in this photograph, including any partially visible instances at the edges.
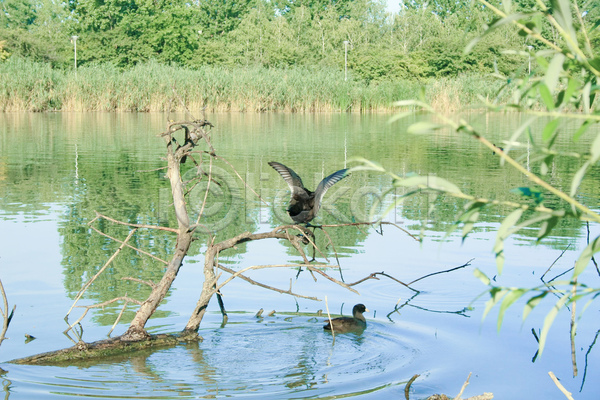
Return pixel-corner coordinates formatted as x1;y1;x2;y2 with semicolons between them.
268;161;348;225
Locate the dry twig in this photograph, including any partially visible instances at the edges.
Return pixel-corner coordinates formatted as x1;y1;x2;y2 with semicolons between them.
548;371;574;400
0;278;15;346
454;372;471;400
405;374;420;400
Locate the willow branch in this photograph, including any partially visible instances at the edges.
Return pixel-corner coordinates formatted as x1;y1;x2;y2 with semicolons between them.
319;221;420;241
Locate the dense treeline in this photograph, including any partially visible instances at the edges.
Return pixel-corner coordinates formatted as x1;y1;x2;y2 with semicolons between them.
0;0;599;110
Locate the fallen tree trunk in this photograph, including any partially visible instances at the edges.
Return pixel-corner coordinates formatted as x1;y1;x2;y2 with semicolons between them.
10;331;201;365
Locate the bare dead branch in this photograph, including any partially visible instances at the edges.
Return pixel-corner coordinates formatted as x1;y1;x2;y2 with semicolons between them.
319;221;420;242
217;264;320;300
214;264;330;292
196;154;213;225
405;374;420;400
306;266;359;294
346;271;418;293
65;296;142;334
408;259;473;286
541;244;572;281
121;277;157;289
320;226;342;268
108;303;129;336
0;278;15;346
325;295;335;339
214;154;270;207
89;224;169;265
586;222;600;277
93;211;179;234
66;229;138;319
548;371;574;400
136;166;168;173
454;372;471;400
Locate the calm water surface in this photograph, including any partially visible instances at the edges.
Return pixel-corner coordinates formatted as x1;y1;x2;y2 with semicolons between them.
0;112;599;399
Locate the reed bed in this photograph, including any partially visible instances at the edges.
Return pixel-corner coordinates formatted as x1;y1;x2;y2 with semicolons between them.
0;58;505;113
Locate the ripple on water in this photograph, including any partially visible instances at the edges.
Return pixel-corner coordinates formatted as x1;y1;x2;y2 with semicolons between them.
4;314;432;399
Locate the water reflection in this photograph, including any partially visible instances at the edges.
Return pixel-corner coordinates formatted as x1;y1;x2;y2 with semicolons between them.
2;316;416;399
1;113;600;399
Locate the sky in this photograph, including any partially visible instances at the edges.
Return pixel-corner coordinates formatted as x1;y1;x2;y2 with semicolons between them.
385;0;401;14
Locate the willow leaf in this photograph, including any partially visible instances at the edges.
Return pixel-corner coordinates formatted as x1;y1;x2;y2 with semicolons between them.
570;160;591;197
498;289;527;331
573;119;592;142
573;235;600;279
537;216;559;241
542;119;560;141
538;292;570;356
538;83;555;110
473;268;491;286
483;288;508;320
494;209;523;274
523;292;548;321
544;53;565;93
590;132;600;163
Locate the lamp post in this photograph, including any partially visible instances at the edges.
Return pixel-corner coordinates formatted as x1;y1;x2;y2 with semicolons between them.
71;36;79;71
343;40;349;81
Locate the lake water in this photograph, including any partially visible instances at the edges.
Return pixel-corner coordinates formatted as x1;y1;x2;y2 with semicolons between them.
0;112;599;399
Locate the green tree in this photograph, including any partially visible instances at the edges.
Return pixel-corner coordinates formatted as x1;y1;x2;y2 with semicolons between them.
195;0;254;36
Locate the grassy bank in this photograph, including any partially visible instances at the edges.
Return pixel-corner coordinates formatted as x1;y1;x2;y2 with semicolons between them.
0;58;507;113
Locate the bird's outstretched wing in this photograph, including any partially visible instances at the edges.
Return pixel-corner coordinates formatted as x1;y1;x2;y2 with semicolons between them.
268;162;305;194
314;169;348;205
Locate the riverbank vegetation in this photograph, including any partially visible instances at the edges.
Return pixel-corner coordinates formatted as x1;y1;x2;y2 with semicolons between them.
0;58;508;112
2;0;588;112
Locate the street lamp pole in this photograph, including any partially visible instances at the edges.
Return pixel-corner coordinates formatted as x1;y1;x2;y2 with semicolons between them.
71;36;79;71
343;40;349;81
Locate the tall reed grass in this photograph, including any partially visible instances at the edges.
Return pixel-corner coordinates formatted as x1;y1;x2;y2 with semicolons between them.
0;58;506;112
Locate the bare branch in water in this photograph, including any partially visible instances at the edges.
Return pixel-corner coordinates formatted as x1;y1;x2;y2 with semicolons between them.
548;371;574;400
65;229;138;319
407;259;473;286
217;264;320;301
404;374;420;400
454;372;471;400
0;278;15;347
92;211;178;234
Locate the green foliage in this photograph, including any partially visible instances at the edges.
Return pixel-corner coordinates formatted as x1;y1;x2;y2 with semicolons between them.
352;0;600;355
1;0;531;82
